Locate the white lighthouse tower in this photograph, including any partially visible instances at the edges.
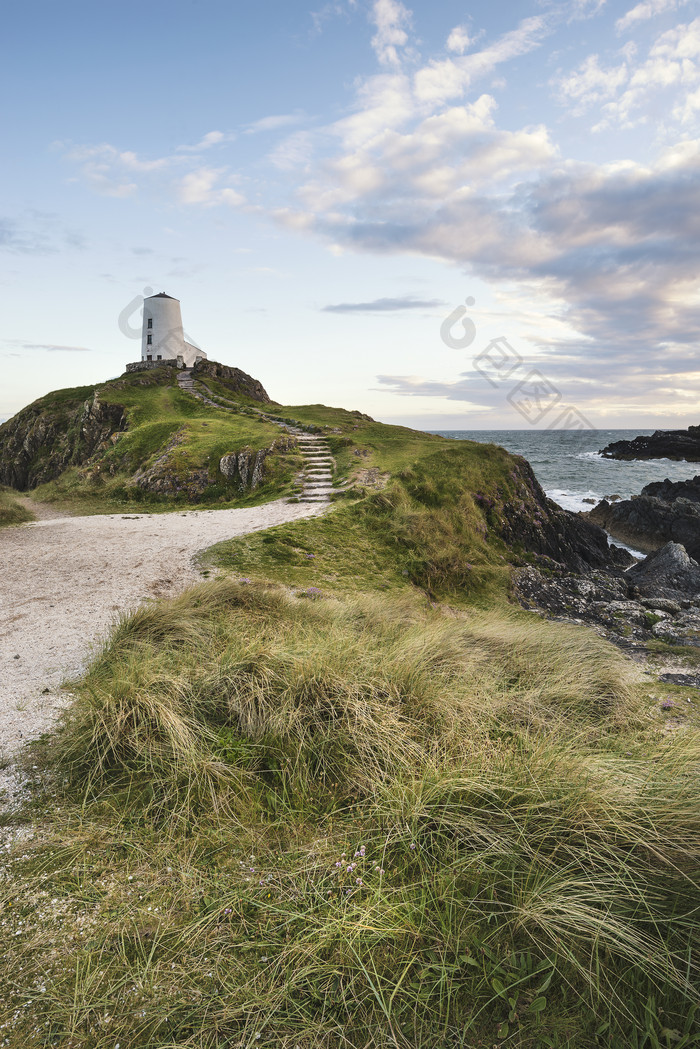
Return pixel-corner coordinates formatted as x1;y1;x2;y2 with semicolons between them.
140;293;206;367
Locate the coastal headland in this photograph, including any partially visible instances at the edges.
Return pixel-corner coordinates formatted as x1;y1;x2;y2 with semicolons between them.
1;366;699;1047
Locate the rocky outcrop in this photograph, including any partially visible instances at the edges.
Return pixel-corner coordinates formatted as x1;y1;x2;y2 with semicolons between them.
586;477;700;560
192;360;272;404
0;390;127;490
626;542;700;602
600;426;700;461
494;457;634;573
515;543;700;649
643;476;700;503
220;447;267;491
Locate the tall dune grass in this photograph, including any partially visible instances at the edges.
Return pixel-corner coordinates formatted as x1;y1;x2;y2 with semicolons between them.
3;580;700;1047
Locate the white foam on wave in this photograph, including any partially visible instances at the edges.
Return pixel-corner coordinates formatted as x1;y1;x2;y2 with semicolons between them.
546;489;603;513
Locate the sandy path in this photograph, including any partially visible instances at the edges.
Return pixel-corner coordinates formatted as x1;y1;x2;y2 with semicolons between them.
0;499;327;761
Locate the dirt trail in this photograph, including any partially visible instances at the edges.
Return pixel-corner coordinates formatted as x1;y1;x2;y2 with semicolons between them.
0;499;327;763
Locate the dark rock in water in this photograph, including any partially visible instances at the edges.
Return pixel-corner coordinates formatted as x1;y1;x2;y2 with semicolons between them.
600;426;700;461
643;475;700;503
627;542;700;601
586;478;700;560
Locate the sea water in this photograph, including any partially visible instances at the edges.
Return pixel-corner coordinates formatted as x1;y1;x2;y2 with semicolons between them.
430;429;698;513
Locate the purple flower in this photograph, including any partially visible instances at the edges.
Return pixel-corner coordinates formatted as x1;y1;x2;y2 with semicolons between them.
356;878;363;886
661;699;674;710
410;843;416;850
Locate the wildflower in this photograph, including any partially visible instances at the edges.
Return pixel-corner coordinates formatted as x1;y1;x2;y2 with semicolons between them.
661;698;674;710
410;843;416;850
359;846;365;856
356;878;363;886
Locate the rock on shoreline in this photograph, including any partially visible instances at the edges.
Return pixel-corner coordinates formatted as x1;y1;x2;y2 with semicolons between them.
586;476;700;560
600;425;700;461
515;541;700;651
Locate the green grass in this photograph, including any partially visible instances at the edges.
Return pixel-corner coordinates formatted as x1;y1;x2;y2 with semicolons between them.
0;485;34;527
26;369;299;512
206;441;537;605
3;581;700;1048
4;376;700;1046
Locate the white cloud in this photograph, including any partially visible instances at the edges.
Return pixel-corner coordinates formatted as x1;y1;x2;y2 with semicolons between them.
176;131;227;152
370;0;413;67
446;25;472;54
555;17;700;130
245;112;306;134
555;54;628;112
310;0;358;35
178;168;246;207
616;0;691;32
415;16;551;104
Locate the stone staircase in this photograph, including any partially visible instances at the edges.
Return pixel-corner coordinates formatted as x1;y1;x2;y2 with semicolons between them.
176;370;341;504
291;433;336;503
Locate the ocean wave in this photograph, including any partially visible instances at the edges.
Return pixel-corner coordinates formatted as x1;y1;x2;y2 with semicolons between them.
546;488;603;513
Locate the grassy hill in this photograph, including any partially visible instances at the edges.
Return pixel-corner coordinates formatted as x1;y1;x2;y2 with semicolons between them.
2;368;700;1047
0;366;297;512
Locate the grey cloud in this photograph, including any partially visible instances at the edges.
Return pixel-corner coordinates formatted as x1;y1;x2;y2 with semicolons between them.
323;296;446;313
313;151;700;368
22;343;93;353
0;216;85;255
0;218;55;254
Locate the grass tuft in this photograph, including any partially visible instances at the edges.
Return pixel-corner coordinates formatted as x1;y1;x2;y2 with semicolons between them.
5;581;699;1046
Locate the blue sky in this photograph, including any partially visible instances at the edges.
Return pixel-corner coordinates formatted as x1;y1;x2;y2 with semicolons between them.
2;0;699;428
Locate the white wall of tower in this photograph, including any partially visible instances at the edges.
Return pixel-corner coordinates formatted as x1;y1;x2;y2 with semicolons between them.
141;296;185;362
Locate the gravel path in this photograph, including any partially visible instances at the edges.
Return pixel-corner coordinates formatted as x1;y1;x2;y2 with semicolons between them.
0;499;327;763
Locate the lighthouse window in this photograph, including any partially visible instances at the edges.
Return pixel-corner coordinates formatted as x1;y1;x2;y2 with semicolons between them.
147;334;153;345
147;318;153;329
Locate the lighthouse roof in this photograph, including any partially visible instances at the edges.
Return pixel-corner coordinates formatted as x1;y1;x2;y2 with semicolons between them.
147;292;179;301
